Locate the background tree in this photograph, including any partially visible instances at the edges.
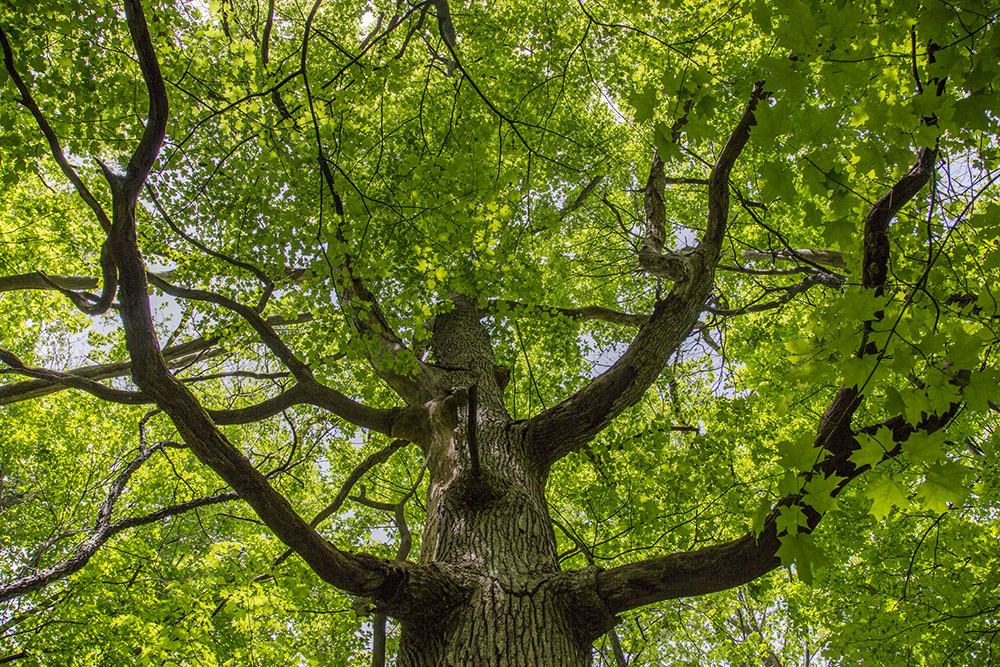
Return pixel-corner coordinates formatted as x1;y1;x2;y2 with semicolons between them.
0;0;998;664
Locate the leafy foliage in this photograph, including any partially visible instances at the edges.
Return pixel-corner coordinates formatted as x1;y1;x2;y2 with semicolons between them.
1;0;998;664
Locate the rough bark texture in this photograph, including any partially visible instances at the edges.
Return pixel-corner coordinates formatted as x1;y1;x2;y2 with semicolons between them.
391;296;614;664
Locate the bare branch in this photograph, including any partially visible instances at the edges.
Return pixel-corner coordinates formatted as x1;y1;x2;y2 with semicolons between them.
481;300;648;328
0;340;222;406
0;348;149;405
707;272;844;317
557;175;604;222
740;248;847;270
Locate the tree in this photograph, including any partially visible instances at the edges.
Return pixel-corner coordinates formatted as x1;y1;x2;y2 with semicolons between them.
0;0;998;664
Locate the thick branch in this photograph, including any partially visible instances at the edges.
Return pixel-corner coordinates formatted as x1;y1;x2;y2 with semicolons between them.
146;277;423;436
0;348;149;405
861;146;937;293
0;489;237;603
521;84;765;465
637;153;692;282
597;141;941;614
90;0;452;617
0;339;221;406
595;401;958;614
121;0;168;192
0;273;99;294
330;259;444;405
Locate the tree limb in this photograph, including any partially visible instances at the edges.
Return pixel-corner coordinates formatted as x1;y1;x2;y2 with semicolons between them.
596;137;940;614
0;440;235;603
328;253;444;405
83;0;454;618
706;272;844;317
594;398;960;614
520;84;765;465
273;437;410;567
740;248;847;270
0;339;222;406
557;175;604;222
480;300;648;328
0;312;315;406
0;348;149;405
0;28;112;233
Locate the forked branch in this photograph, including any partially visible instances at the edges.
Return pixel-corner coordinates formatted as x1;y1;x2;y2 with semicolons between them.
520;83;766;465
85;0;452;618
595;138;940;615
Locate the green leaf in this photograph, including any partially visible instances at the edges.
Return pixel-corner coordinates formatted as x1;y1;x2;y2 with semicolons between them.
629;84;658;123
865;475;909;520
777;433;819;471
849;427;892;469
919;462;971;513
751;497;771;539
776;504;807;536
776;532;829;586
803;472;843;514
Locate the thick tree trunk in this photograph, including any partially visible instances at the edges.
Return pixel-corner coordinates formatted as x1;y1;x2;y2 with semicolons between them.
396;578;595;666
391;297;607;665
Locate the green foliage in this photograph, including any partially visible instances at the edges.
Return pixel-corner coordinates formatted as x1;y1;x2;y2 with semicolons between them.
1;0;998;664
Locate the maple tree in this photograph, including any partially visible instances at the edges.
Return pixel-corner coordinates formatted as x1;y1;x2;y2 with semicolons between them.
1;0;998;664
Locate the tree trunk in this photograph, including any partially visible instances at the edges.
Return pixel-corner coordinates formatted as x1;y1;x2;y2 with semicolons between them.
391;296;608;665
396;578;596;666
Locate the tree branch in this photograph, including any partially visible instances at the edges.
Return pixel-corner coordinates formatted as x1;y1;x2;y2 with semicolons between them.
0;312;315;407
146;276;424;437
0;440;235;603
66;1;459;619
0;348;149;405
557;175;604;222
740;248;847;270
0;338;222;406
706;272;844;317
596;137;941;614
595;399;960;614
480;300;648;328
273;437;411;567
520;84;765;465
328;253;444;405
0;28;112;233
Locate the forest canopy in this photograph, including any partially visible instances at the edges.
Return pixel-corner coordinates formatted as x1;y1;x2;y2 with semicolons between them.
0;0;998;664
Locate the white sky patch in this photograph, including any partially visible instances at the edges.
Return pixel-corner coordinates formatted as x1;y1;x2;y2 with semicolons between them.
359;9;377;34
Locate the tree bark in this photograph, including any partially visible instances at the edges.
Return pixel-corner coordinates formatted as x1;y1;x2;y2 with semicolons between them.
391;296;614;664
